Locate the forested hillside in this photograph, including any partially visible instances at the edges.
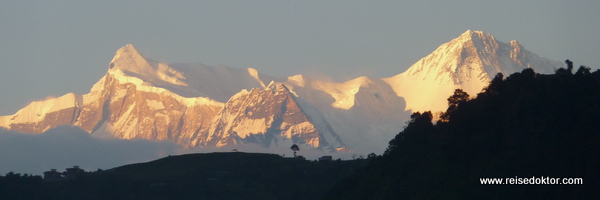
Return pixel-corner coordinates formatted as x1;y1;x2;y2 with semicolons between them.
326;62;600;199
0;152;368;200
2;62;599;200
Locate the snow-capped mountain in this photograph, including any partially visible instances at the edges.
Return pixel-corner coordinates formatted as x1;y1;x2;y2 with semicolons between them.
383;30;562;112
0;44;343;151
194;82;346;151
0;30;563;154
282;75;411;154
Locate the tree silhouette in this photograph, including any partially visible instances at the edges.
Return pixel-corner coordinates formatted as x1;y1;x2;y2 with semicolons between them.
481;73;504;97
575;65;591;76
522;68;536;78
440;89;469;121
327;63;600;199
367;153;377;159
410;112;422;121
290;144;299;158
565;59;574;72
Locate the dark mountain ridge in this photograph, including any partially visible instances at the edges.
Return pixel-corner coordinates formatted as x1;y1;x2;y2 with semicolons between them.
326;63;600;199
2;63;596;200
0;152;368;200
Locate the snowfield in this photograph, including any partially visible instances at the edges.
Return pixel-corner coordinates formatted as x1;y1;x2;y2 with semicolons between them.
0;30;562;155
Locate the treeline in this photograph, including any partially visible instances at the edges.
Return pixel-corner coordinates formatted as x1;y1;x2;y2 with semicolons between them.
326;63;600;199
0;172;44;199
0;153;369;200
3;63;599;199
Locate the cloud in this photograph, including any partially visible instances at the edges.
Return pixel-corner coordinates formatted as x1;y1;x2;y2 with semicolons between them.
0;126;365;176
0;126;182;175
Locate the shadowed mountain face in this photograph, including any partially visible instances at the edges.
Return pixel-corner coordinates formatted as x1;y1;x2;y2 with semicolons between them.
0;30;562;154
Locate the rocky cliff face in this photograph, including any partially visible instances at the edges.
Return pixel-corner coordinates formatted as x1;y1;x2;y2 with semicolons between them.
0;93;83;133
0;44;342;151
195;83;345;151
0;70;224;146
79;74;223;145
0;30;564;154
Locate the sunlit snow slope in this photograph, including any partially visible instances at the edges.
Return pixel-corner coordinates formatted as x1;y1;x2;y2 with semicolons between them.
0;30;563;155
383;30;562;112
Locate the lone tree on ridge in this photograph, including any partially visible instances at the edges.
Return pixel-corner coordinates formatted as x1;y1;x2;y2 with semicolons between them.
290;144;300;158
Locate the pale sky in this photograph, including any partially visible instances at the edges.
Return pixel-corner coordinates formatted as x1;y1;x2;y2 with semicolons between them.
1;0;598;115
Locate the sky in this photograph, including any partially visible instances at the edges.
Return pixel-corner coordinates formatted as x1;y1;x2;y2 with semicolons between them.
0;0;599;116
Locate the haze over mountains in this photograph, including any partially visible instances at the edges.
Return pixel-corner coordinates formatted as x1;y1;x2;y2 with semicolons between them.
0;30;563;155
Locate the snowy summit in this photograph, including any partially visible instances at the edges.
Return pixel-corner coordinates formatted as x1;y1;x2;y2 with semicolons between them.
0;31;563;155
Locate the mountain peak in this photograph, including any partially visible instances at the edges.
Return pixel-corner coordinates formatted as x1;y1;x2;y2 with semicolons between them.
460;29;474;36
384;30;562;112
122;44;137;50
457;30;495;43
112;44;140;62
266;82;292;95
108;44;157;76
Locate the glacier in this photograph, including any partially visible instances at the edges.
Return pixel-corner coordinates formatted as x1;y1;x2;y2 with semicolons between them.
0;30;564;155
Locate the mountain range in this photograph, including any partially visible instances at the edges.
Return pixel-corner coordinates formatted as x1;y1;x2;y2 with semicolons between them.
0;30;563;154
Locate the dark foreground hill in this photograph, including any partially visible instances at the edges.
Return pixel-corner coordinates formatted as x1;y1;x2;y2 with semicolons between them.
326;65;600;199
0;152;367;200
3;63;599;200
